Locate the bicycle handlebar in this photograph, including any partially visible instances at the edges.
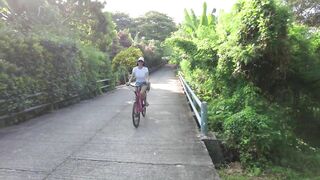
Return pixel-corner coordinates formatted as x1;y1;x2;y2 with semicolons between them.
127;83;140;87
126;83;138;87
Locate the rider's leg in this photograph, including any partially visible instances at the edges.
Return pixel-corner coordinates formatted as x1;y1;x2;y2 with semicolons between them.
144;93;148;106
140;85;148;106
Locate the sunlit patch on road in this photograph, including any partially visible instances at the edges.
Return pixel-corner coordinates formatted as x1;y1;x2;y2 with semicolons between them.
151;82;181;93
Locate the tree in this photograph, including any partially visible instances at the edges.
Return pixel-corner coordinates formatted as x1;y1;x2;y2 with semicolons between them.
1;0;63;33
46;0;116;52
118;29;133;48
183;2;216;38
134;11;177;41
183;9;199;36
200;2;208;26
109;28;133;60
0;0;9;20
285;0;320;27
111;12;135;32
109;35;122;60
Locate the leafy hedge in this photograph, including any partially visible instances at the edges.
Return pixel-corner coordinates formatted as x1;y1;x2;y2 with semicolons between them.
0;0;116;121
0;29;112;117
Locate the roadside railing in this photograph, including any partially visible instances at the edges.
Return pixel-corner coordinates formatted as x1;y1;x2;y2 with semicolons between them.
0;78;111;127
178;72;208;136
97;78;111;91
0;92;50;126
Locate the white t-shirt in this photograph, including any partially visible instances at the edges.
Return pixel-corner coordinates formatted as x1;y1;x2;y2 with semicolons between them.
132;66;149;83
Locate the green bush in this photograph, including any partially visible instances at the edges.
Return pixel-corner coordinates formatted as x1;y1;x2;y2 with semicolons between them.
112;46;143;72
208;83;294;167
0;27;112;116
111;46;143;84
79;45;112;95
0;59;38;114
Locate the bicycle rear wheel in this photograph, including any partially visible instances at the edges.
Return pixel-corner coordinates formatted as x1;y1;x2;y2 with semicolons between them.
132;102;140;128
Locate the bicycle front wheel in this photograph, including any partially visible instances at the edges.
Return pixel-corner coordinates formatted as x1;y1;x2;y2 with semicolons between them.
142;105;146;117
132;102;140;128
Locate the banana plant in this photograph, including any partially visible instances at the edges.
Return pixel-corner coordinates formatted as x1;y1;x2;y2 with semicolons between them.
183;2;216;37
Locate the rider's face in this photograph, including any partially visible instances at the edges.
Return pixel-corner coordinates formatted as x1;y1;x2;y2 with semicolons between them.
138;61;143;66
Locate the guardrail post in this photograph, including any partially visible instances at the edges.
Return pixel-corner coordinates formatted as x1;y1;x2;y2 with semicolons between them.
201;102;208;136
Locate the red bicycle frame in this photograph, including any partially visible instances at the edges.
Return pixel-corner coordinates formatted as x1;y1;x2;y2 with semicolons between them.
128;83;147;128
134;86;144;112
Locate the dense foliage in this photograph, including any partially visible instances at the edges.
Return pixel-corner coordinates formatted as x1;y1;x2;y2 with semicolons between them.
111;11;177;41
109;28;133;59
165;0;320;177
133;11;177;41
0;0;114;117
111;12;135;32
285;0;320;27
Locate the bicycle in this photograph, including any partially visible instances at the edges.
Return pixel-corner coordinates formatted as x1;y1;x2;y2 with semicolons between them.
127;83;147;128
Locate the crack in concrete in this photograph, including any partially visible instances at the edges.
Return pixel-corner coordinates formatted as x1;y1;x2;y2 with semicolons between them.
0;167;47;174
71;157;214;168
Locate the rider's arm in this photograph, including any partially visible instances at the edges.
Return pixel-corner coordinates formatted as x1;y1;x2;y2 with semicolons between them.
144;67;149;83
128;73;132;83
145;71;150;83
127;68;135;85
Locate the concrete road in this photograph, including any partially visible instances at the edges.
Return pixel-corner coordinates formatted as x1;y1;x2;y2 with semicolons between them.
0;65;219;180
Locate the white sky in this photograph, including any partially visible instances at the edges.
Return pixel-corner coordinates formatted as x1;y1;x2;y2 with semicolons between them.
102;0;236;23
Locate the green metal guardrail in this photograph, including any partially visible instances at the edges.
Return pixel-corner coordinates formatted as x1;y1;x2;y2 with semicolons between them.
178;72;208;136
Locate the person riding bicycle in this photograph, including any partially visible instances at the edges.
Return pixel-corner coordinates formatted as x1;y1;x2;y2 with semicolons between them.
126;56;150;106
